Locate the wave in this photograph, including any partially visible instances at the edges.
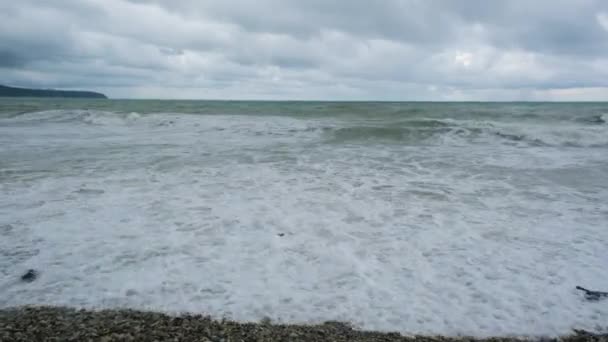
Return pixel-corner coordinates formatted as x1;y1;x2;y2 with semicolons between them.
326;122;465;144
574;114;608;125
588;114;607;124
1;110;180;127
4;110;608;148
325;118;608;148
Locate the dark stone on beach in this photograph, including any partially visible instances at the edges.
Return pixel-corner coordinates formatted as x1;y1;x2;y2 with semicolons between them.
277;233;285;237
20;269;37;282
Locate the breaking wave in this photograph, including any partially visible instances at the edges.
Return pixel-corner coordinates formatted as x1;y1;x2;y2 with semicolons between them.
4;110;608;148
575;114;608;125
325;118;608;148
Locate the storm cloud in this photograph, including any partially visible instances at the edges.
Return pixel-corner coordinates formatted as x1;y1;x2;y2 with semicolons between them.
1;0;608;100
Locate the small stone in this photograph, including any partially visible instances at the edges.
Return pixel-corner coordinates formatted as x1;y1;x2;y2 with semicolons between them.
277;233;285;237
21;269;37;282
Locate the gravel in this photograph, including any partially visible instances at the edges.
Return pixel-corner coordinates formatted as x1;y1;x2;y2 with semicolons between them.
1;306;606;342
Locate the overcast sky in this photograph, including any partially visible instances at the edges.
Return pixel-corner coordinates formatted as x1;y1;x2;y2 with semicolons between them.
1;0;608;100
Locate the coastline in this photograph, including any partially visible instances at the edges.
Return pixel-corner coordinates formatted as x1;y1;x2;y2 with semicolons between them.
1;306;605;341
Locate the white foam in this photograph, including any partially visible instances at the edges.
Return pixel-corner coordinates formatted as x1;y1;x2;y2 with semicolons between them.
1;111;607;337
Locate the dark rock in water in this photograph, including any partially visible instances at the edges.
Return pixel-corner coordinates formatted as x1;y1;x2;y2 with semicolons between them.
21;269;37;282
75;188;105;195
576;286;608;301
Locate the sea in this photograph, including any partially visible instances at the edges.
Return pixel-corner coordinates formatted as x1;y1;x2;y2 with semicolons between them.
1;98;607;336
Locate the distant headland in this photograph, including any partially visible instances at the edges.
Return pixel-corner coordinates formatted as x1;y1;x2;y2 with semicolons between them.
0;85;107;99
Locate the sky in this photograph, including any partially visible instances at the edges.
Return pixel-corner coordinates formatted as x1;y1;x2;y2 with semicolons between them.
1;0;608;100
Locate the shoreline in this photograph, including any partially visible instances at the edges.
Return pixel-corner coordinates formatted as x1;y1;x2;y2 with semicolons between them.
1;306;605;341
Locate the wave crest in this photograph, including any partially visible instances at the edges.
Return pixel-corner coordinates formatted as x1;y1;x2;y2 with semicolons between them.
4;110;608;148
325;118;608;148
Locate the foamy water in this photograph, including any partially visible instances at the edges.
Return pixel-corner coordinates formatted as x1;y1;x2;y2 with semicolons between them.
1;101;607;336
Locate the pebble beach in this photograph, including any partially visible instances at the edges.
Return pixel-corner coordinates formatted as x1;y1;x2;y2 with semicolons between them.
1;306;606;342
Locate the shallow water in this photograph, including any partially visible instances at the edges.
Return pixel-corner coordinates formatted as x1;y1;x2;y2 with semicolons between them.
1;99;607;336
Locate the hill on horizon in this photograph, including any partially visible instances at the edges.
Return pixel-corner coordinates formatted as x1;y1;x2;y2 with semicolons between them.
0;84;107;99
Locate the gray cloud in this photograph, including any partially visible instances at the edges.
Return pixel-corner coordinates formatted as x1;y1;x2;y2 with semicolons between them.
1;0;608;100
0;50;24;67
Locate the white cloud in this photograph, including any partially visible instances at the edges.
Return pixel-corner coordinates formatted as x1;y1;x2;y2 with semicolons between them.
454;52;474;68
598;12;608;32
